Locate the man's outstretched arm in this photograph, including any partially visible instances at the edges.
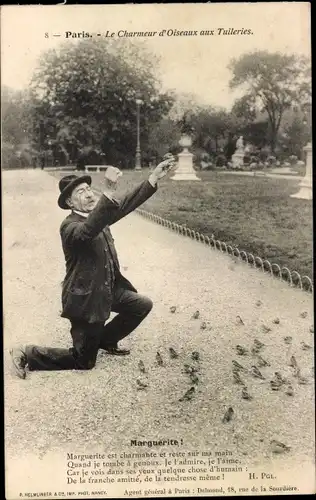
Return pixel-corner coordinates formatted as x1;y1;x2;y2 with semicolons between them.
109;157;176;225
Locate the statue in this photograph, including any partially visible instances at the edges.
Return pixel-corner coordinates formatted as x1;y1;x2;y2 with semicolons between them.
236;136;244;152
231;135;245;169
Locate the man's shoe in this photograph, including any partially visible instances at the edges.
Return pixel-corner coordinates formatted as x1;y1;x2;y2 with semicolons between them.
104;346;130;356
10;347;27;379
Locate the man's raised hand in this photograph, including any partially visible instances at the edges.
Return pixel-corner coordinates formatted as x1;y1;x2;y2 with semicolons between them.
151;154;177;181
104;166;123;193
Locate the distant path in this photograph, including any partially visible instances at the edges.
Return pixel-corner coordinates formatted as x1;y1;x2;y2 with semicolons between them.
3;170;314;495
217;170;303;180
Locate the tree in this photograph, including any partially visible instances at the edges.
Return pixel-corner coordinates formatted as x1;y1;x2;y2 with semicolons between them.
29;38;174;168
2;86;37;168
229;51;311;153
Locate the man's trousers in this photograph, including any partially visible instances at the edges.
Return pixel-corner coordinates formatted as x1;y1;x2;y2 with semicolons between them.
24;287;153;371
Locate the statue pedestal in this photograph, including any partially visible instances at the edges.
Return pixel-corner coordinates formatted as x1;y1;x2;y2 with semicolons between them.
171;150;200;181
291;142;313;200
232;150;244;169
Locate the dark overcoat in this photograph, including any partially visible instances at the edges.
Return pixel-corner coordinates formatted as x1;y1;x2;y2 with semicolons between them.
60;180;156;323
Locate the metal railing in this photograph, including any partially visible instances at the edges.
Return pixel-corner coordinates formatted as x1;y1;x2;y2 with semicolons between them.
135;208;313;294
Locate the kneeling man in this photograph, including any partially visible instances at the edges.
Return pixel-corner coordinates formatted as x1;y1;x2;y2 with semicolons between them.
10;157;175;378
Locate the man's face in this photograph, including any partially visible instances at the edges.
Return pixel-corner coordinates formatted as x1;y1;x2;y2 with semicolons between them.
67;183;97;212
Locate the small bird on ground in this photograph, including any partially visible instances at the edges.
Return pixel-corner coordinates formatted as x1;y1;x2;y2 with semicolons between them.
301;342;312;351
179;387;195;402
250;365;265;380
270;440;291;454
270;380;282;391
284;336;293;345
236;345;249;356
309;325;314;333
262;324;272;333
183;364;198;374
274;372;287;385
251;339;265;355
191;351;200;361
256;354;270;367
233;370;245;385
236;315;244;325
300;311;308;318
293;366;301;378
190;372;199;384
156;352;163;366
285;384;294;396
169;347;179;359
289;355;298;368
256;300;262;307
241;387;252;400
232;360;247;372
169;306;177;314
192;310;200;319
254;339;265;349
298;374;309;385
273;318;280;324
136;379;148;390
200;321;207;330
138;360;146;373
222;407;234;423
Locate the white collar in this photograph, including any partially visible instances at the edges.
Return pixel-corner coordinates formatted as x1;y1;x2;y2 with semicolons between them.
73;210;89;218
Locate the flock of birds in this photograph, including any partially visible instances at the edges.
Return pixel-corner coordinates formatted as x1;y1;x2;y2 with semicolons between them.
135;303;313;456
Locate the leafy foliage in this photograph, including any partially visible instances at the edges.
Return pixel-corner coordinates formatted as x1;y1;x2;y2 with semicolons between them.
29;38;174;167
229;51;311;152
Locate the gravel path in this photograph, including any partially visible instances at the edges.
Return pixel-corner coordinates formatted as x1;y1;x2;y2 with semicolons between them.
4;170;314;492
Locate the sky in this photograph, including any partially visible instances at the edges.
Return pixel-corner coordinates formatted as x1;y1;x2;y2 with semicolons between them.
1;3;311;110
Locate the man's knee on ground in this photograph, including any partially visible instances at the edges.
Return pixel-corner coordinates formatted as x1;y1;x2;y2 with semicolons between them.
76;359;96;370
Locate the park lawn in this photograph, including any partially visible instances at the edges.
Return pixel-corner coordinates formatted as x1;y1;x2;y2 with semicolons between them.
52;170;313;279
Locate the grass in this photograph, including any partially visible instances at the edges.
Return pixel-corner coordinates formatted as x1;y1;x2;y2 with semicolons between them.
52;169;313;279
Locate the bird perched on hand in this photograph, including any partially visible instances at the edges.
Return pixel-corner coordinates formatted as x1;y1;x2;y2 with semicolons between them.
250;365;265;380
236;345;249;356
233;369;245;385
169;306;177;313
191;351;200;361
192;310;200;319
179;387;195;402
241;387;252;400
301;342;312;351
232;360;247;372
138;360;146;373
222;407;234;423
284;336;292;345
169;347;179;359
270;440;291;454
256;354;270;367
156;352;163;366
136;379;148;390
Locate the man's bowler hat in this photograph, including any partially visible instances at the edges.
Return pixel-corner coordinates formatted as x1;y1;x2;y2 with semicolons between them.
58;174;92;209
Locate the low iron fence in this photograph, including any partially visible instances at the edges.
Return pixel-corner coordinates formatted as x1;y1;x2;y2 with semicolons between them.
135;208;313;294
